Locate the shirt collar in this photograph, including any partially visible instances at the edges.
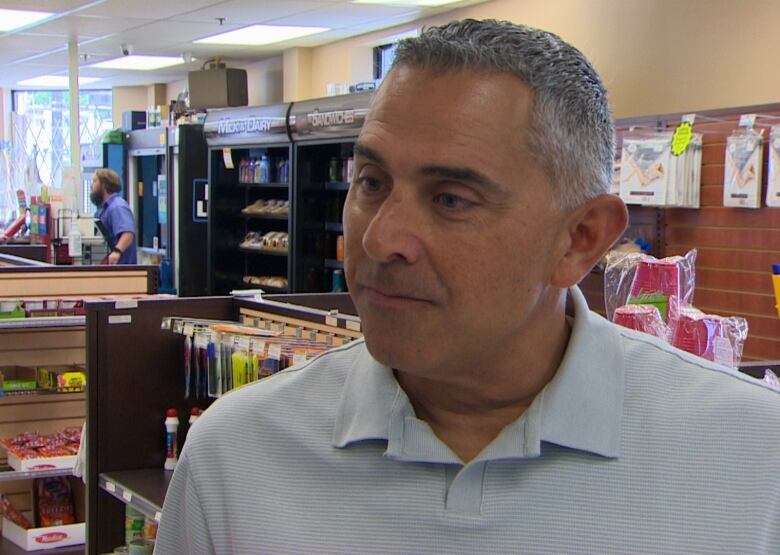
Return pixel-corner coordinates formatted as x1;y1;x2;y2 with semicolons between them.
103;193;119;207
332;285;625;461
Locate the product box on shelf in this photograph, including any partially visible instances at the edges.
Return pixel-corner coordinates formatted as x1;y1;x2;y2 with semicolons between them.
2;475;85;550
2;516;85;551
1;428;81;471
6;451;77;472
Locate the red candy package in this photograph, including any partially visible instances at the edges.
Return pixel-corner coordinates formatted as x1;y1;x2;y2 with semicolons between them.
34;477;76;527
0;494;32;529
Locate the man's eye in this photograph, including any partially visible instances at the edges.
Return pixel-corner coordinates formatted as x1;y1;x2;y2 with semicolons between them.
357;177;383;192
434;193;470;210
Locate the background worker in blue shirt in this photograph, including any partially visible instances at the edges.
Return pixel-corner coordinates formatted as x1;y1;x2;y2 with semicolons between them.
91;168;137;265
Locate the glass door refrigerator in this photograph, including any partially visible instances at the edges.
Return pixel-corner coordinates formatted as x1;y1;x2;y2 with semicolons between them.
204;103;293;295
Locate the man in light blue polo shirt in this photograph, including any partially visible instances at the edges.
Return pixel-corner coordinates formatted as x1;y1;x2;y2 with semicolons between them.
156;20;780;554
91;168;137;264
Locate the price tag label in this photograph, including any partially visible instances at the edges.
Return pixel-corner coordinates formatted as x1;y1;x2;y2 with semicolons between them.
346;320;361;332
268;344;282;360
292;352;307;366
739;113;757;128
194;332;209;349
122;490;133;503
115;299;138;310
108;314;132;325
671;122;693;156
173;321;183;334
155;511;162;522
325;316;338;327
223;148;234;169
105;481;116;493
251;339;266;354
237;336;250;351
183;323;195;337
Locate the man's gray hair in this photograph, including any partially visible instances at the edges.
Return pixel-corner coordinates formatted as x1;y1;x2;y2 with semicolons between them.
393;19;614;209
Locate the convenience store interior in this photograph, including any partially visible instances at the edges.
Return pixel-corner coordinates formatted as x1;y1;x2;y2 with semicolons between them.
0;0;780;553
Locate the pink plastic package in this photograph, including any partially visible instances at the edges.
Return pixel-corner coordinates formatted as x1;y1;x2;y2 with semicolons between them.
612;304;670;341
604;249;697;322
667;296;748;369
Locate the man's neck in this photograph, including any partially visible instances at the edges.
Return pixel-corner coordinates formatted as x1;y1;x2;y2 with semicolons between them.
395;292;571;463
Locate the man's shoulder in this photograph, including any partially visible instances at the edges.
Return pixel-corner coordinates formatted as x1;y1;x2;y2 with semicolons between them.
615;322;780;415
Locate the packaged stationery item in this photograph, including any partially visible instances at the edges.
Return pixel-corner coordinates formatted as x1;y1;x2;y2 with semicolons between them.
620;133;671;206
766;126;780;207
723;127;763;208
619;128;702;208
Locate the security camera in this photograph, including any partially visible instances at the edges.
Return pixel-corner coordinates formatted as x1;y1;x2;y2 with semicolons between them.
120;44;133;57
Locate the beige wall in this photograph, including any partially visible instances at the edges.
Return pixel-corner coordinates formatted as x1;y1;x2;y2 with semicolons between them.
304;0;780;119
283;48;312;102
244;56;284;106
111;85;148;128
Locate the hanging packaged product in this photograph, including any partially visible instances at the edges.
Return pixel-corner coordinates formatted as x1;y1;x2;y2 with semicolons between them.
603;248;749;369
604;249;697;322
766;125;780;207
723;126;763;208
619;128;702;208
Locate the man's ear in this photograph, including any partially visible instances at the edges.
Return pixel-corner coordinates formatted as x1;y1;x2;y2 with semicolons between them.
550;194;628;289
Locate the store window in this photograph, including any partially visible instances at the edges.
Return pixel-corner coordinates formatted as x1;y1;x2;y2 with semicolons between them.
9;89;112;215
373;43;398;81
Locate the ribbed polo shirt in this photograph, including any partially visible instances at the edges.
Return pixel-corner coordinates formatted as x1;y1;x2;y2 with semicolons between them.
155;286;780;554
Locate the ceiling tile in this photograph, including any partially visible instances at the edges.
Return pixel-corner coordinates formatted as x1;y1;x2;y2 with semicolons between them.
0;0;95;12
267;3;421;28
170;0;326;25
0;32;68;52
80;0;226;20
30;15;153;38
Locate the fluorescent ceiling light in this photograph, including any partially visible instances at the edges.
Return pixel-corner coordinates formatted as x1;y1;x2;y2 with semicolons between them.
354;0;462;5
18;75;101;87
194;25;329;46
0;8;53;32
90;55;185;70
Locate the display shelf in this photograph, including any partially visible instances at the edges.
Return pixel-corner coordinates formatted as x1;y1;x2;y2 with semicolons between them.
0;317;85;330
0;466;74;482
240;213;289;221
324;259;344;270
324;181;350;191
98;469;171;522
0;392;85;406
0;537;84;555
239;182;289;189
258;284;289;294
324;221;344;233
238;246;289;257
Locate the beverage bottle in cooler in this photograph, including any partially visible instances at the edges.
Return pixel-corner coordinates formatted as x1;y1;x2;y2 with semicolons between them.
260;155;270;184
239;159;246;183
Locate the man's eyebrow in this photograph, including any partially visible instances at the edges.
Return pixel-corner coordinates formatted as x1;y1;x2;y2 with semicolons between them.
420;165;505;193
353;142;386;165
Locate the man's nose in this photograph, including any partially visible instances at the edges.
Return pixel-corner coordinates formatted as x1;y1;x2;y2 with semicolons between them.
361;189;424;265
